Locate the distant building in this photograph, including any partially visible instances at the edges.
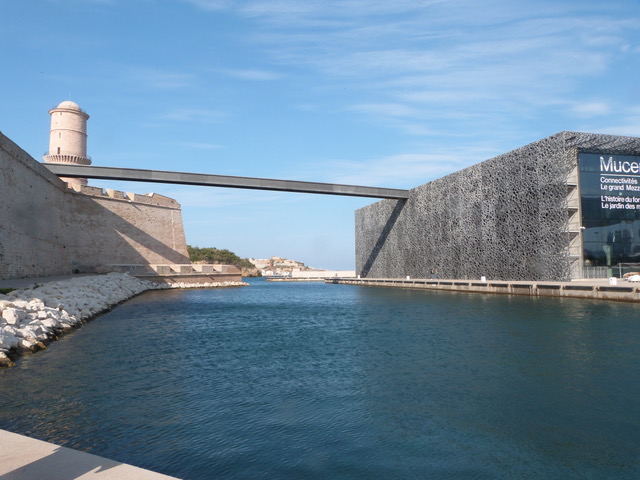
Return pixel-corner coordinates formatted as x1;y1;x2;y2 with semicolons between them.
248;256;307;276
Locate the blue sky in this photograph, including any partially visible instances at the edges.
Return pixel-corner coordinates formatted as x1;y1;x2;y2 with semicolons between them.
2;0;640;269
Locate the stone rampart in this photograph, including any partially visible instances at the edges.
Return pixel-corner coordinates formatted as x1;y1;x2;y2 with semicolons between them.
0;131;189;280
356;132;640;281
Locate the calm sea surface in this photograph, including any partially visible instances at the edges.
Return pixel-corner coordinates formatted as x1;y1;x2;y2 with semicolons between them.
1;279;639;479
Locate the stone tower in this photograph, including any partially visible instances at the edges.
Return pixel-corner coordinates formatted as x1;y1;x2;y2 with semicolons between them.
43;100;91;186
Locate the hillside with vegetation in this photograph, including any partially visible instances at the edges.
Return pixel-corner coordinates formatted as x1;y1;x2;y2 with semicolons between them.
187;246;259;276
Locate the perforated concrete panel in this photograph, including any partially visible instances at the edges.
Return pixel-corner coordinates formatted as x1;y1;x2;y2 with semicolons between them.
356;132;640;281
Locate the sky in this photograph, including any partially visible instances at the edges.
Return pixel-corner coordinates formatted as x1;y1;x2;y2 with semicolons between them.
2;0;640;270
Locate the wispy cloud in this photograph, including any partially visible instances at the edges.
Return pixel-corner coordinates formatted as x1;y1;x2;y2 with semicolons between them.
216;68;283;81
161;186;289;208
47;0;116;4
181;0;231;11
571;102;612;118
294;147;498;188
157;108;227;123
181;0;637;139
103;64;198;90
593;117;640;137
177;142;225;150
131;71;195;90
348;103;422;118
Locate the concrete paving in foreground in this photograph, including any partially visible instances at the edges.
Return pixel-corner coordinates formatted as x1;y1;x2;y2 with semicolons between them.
0;429;180;480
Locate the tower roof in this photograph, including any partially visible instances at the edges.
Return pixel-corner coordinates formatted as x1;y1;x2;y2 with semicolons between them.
49;100;89;119
56;100;82;111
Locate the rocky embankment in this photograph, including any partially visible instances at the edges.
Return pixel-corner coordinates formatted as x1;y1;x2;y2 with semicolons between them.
0;273;247;367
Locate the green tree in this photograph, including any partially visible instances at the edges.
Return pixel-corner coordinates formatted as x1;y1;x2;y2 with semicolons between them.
187;245;255;269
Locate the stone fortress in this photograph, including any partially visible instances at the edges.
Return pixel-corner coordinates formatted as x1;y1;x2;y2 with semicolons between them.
0;101;240;283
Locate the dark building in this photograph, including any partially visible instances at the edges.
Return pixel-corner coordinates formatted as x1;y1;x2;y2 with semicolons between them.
356;132;640;281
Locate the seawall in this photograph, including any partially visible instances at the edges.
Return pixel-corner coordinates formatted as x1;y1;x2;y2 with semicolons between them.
327;277;640;302
0;131;189;280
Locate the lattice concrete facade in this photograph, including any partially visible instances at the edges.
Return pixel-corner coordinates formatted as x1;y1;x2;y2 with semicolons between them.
356;132;640;281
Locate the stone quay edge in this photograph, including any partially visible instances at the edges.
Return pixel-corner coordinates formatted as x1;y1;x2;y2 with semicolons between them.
326;277;640;302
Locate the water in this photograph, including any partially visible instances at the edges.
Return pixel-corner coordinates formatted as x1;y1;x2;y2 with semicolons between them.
1;279;639;479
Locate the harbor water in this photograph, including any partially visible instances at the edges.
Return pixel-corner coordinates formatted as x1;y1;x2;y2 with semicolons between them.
0;278;639;479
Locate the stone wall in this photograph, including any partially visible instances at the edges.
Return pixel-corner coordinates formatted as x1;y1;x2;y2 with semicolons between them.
1;133;72;279
67;186;189;272
0;131;189;280
356;132;640;281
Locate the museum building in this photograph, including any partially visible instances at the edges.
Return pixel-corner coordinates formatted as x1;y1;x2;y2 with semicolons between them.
356;131;640;281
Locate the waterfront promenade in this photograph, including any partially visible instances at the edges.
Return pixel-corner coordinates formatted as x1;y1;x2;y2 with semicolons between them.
327;277;640;302
0;429;180;479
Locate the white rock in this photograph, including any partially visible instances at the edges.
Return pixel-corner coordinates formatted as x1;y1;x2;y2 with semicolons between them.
3;325;19;336
11;300;29;309
0;332;20;349
27;299;46;311
41;318;61;329
0;300;15;309
14;327;38;342
19;338;37;351
0;351;15;367
2;308;25;325
43;297;63;309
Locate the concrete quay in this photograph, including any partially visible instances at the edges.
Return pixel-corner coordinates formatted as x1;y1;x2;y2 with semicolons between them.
326;277;640;302
0;429;180;479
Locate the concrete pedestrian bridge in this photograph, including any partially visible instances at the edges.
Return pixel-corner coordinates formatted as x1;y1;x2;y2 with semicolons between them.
44;164;410;199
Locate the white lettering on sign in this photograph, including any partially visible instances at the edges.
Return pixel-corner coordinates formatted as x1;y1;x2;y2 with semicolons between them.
600;156;640;174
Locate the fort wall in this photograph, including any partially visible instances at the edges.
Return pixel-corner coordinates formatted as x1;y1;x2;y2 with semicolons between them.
0;131;189;280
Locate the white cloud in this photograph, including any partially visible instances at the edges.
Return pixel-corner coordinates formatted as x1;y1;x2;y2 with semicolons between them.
161;186;290;208
182;0;231;11
592;118;640;137
330;153;472;186
177;142;225;150
157;108;226;123
348;103;421;118
174;0;639;144
294;147;500;188
217;68;283;81
571;102;612;117
107;65;197;90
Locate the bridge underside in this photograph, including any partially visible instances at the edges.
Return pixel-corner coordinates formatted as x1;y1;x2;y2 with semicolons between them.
44;164;409;199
